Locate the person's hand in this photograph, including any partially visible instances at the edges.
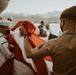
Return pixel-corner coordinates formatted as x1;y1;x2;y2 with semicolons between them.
19;26;28;36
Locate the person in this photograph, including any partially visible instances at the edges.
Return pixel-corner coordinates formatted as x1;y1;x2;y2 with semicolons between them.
20;6;76;75
46;24;58;40
45;24;51;40
0;19;14;75
38;21;47;37
9;20;51;75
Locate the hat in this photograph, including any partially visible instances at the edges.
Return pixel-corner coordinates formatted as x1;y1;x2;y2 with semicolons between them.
60;6;76;18
0;19;12;26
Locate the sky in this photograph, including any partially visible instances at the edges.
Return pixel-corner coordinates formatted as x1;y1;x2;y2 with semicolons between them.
2;0;76;15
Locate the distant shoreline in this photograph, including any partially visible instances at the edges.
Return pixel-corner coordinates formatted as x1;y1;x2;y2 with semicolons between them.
33;22;60;24
48;22;59;23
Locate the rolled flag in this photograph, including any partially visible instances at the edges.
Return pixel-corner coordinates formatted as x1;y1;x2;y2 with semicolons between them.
11;21;50;75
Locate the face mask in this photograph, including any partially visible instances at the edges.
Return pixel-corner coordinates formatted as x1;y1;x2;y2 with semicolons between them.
60;25;63;32
5;30;10;35
60;19;64;32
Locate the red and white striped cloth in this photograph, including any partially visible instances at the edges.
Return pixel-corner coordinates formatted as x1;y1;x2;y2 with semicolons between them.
10;21;53;75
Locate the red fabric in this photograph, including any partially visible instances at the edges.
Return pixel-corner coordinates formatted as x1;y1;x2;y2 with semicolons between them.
44;56;52;62
11;21;48;75
11;21;40;36
0;58;13;75
34;27;40;36
29;34;45;47
11;21;24;31
7;34;37;75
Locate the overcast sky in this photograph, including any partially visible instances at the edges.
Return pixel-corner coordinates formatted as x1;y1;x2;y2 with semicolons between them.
3;0;76;14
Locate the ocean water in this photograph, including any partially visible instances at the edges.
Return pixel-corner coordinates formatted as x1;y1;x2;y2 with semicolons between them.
35;23;61;36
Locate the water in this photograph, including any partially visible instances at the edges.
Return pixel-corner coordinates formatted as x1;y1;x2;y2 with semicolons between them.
49;23;60;36
35;23;61;36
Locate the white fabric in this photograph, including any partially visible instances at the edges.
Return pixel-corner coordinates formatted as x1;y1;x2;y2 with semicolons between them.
12;27;52;75
45;60;53;72
13;59;35;75
11;27;37;73
0;19;12;26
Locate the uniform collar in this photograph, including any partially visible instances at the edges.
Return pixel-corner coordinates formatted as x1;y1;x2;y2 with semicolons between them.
64;30;76;34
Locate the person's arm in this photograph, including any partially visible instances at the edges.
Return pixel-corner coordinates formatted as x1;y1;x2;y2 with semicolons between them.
20;26;51;59
19;26;33;57
24;35;51;59
24;35;33;58
19;26;32;57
